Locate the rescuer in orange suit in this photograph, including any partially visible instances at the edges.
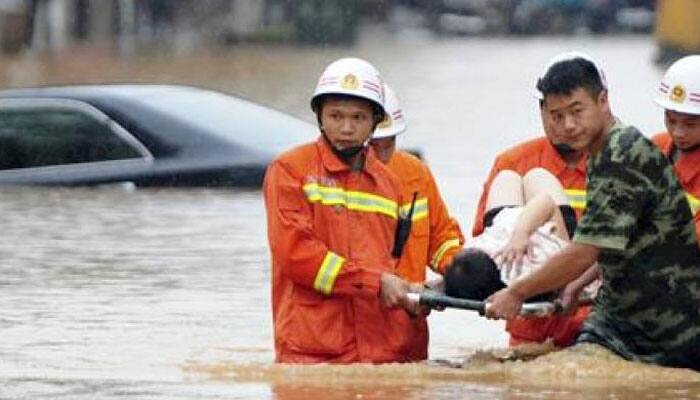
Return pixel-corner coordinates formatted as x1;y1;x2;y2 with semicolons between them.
370;83;464;280
652;55;700;242
471;53;604;348
263;58;425;364
370;83;465;360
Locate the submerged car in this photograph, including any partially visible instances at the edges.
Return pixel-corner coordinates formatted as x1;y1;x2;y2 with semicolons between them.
0;85;316;187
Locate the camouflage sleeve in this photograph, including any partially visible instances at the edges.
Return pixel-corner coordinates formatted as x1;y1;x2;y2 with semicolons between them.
573;134;658;251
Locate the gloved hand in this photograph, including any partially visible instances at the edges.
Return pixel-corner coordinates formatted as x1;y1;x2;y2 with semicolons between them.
423;276;445;293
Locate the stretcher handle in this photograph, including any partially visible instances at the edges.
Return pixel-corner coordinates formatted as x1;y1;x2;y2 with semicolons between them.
407;291;562;317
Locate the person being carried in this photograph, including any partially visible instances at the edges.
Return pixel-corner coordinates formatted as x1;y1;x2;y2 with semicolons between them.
444;168;595;313
485;53;700;371
470;52;603;347
652;55;700;242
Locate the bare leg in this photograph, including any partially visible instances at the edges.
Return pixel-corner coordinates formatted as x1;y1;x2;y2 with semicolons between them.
522;168;568;204
485;170;524;212
522;168;568;240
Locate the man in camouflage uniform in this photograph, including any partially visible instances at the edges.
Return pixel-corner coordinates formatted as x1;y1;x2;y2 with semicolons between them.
485;55;700;370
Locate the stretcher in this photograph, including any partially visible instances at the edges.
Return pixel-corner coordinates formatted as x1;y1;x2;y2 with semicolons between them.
407;291;563;317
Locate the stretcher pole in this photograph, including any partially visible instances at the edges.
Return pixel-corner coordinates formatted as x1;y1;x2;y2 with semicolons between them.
407;291;562;317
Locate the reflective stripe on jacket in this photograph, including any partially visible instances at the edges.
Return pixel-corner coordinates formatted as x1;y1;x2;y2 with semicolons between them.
653;132;700;242
471;136;589;347
264;136;425;363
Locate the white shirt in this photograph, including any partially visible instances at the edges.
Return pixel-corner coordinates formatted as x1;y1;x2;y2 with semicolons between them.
465;207;567;285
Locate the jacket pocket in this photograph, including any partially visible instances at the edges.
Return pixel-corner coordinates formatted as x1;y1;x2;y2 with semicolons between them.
285;287;354;356
381;308;428;360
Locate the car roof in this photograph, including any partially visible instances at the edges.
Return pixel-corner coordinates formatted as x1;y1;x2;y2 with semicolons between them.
0;84;316;157
0;84;233;100
0;84;175;100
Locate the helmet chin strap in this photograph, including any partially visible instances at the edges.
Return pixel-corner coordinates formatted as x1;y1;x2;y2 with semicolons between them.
321;130;367;161
333;145;364;159
680;143;700;154
553;143;576;156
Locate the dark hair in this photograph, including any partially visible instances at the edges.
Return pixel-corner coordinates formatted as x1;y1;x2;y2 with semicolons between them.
444;248;556;303
444;248;505;301
311;93;385;127
536;58;605;100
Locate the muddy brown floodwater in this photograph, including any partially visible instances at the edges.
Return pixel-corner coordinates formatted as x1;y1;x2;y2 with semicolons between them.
1;26;697;399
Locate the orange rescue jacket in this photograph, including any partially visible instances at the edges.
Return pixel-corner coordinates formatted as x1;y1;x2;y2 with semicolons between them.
471;137;590;347
387;151;465;279
264;136;425;363
652;132;700;241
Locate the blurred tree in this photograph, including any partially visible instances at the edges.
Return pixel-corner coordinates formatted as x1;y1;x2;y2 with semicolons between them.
18;0;351;53
29;0;72;52
0;0;30;53
295;0;358;45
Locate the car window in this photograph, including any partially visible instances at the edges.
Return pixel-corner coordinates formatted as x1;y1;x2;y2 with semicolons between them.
133;89;315;153
0;107;143;170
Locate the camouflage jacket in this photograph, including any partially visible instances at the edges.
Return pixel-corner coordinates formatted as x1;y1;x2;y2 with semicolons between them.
573;120;700;370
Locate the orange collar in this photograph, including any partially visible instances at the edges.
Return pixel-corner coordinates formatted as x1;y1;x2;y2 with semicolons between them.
656;133;700;183
674;146;700;183
316;136;383;178
540;140;587;176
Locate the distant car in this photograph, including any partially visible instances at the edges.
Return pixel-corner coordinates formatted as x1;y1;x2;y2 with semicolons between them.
0;85;315;187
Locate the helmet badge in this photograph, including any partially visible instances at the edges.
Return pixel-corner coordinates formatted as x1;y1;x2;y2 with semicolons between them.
341;74;359;90
377;114;392;129
670;85;686;104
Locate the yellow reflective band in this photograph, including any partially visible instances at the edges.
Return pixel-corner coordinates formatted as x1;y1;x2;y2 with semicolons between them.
565;189;587;210
400;198;429;221
687;193;700;215
303;183;398;219
430;238;461;269
303;183;345;205
346;191;398;218
313;251;345;295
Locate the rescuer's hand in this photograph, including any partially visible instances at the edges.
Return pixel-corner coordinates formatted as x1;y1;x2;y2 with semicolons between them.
484;287;524;320
380;272;409;308
403;282;431;316
423;276;444;293
558;281;583;314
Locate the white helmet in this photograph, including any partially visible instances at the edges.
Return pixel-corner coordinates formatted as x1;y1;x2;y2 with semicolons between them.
311;57;386;117
373;84;407;139
654;55;700;115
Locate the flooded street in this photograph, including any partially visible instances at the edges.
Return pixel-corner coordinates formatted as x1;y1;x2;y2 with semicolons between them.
2;26;699;398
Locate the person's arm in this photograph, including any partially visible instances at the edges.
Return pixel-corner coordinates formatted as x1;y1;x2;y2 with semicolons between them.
558;263;599;312
424;165;465;274
496;193;558;268
485;242;599;319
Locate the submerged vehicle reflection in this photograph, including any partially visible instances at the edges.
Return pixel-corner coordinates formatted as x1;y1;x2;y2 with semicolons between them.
0;85;315;187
